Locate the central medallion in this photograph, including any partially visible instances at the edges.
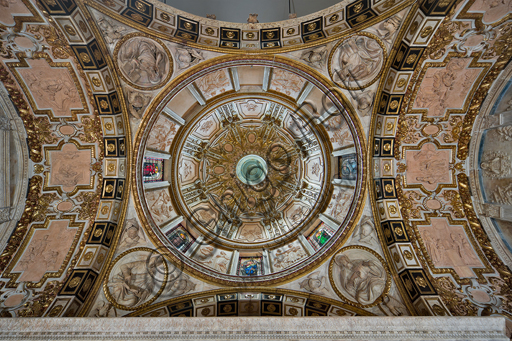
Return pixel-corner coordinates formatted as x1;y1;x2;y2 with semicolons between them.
236;155;268;185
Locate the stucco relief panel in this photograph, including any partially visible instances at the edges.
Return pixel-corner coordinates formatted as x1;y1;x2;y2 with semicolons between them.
327;186;354;223
269;69;306;99
146;115;178;152
17;59;83;118
404;142;453;192
270;240;308;272
323;116;355;150
194;69;232;100
12;220;77;283
145;189;176;226
413;58;482;118
192;246;232;274
417;217;483;278
48;143;92;193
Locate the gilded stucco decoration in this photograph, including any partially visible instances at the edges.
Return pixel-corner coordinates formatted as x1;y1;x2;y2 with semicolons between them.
0;0;509;329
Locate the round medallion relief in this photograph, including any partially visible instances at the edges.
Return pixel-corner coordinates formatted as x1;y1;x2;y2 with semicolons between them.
328;32;386;90
115;33;172;90
134;56;366;285
329;246;390;307
104;248;168;310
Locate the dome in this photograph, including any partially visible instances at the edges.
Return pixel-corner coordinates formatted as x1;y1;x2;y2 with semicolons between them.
134;56;366;284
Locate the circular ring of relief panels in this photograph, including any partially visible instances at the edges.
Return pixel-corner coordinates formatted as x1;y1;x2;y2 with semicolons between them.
134;55;367;285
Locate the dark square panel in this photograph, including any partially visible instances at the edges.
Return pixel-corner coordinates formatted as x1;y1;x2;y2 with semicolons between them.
221;28;240;41
261;28;280;42
261;301;282;316
380;138;394;157
177;16;199;34
127;0;153;18
346;0;370;18
346;9;377;27
121;8;152;26
102;179;117;199
382;178;396;198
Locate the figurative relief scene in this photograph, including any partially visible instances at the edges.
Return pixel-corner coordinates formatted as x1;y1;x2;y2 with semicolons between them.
106;250;166;309
418;218;483;278
413;58;481;117
18;59;83;117
330;34;385;89
13;220;77;282
330;247;388;307
117;36;170;88
2;0;512;329
49;143;91;192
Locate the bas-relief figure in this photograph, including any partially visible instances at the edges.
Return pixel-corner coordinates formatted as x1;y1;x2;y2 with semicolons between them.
90;299;117;317
271;241;307;271
298;271;330;295
418;218;483;278
380;289;408;316
49;143;91;192
414;58;481;117
468;0;512;23
125;88;152;120
162;262;197;297
107;252;165;308
269;69;306;98
145;189;176;226
327;186;353;222
175;48;204;70
492;181;512;205
480;151;511;178
331;248;387;306
118;37;169;88
0;0;30;25
323;115;354;150
163;273;196;297
494;125;512;141
19;59;82;117
405;143;451;191
13;220;76;282
349;215;379;247
331;35;384;89
375;16;402;45
119;218;146;251
193;246;232;274
96;14;127;45
236;223;265;242
300;46;328;70
146;115;178;152
195;69;231;100
351;89;375;117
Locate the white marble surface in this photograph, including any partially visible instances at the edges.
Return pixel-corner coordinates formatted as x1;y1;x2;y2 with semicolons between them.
0;317;506;340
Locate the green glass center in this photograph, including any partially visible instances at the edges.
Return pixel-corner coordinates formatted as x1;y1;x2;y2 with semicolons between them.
236;155;268;185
